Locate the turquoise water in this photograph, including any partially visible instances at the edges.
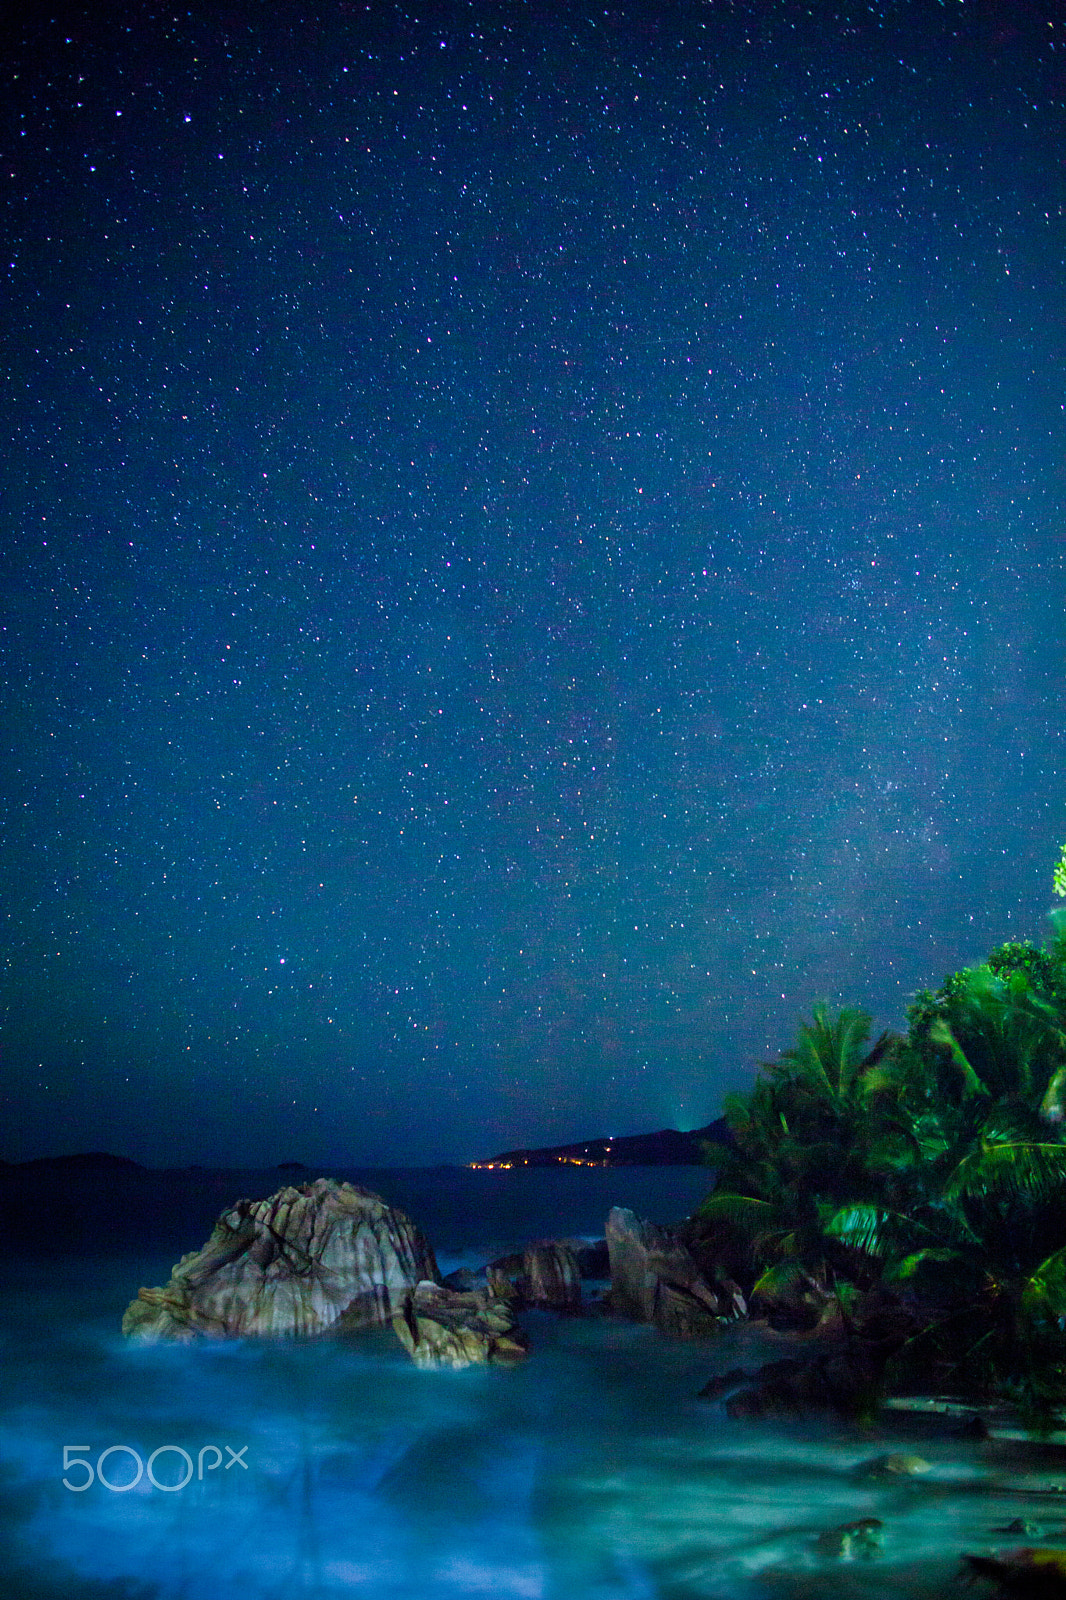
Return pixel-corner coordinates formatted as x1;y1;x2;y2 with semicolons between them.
1;1167;1062;1598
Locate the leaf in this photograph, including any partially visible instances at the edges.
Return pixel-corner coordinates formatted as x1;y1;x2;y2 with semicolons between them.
882;1247;966;1284
1022;1244;1066;1320
943;1141;1066;1209
824;1203;894;1257
694;1192;775;1229
929;1018;989;1099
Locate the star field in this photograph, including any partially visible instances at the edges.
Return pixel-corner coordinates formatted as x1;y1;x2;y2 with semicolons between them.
1;1;1063;1166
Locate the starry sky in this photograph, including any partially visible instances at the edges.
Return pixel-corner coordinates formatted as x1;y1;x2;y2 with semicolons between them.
1;0;1063;1169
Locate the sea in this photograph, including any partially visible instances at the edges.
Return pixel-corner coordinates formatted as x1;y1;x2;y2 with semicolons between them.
1;1162;1063;1599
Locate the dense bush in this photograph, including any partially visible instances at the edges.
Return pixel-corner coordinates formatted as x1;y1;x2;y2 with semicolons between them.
697;894;1066;1413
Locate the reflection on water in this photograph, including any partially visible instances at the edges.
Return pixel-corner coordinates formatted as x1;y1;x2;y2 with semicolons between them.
3;1194;1066;1597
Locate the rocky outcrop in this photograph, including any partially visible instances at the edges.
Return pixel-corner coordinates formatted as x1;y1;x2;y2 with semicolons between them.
521;1242;582;1308
606;1206;742;1337
122;1179;440;1342
486;1241;582;1309
392;1282;528;1368
699;1347;887;1419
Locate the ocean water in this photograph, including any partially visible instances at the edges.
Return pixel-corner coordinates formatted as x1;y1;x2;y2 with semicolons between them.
1;1165;1063;1599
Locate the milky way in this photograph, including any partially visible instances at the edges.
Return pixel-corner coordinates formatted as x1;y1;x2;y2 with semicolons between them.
1;1;1063;1165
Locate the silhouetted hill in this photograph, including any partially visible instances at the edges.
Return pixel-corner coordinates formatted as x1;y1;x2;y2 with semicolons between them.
0;1151;146;1172
470;1118;732;1169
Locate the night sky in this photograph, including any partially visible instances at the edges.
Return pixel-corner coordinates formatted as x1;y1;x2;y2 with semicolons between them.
2;1;1063;1169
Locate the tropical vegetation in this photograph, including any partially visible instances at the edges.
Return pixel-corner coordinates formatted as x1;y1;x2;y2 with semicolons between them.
693;848;1066;1418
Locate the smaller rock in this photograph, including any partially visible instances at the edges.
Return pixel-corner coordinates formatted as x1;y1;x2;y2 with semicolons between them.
961;1547;1066;1595
392;1282;528;1369
486;1251;524;1300
698;1367;752;1403
606;1206;726;1337
521;1242;582;1309
815;1518;884;1560
860;1453;932;1480
654;1278;721;1340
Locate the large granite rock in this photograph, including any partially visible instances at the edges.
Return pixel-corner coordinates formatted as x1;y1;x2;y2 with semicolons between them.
122;1179;440;1342
606;1206;737;1337
392;1282;528;1368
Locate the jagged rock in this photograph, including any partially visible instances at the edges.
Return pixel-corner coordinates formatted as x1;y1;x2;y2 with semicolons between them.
486;1251;524;1300
392;1281;528;1369
605;1206;728;1337
654;1278;722;1339
122;1178;440;1342
485;1243;582;1309
521;1242;582;1309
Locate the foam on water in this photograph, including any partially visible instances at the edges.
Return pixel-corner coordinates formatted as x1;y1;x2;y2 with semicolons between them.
2;1171;1064;1598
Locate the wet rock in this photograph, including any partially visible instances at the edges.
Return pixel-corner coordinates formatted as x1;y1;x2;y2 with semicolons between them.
654;1278;722;1340
698;1366;753;1403
860;1452;932;1480
122;1178;440;1342
521;1241;582;1309
392;1282;528;1369
814;1517;884;1559
722;1345;886;1419
606;1206;727;1337
486;1251;524;1300
961;1547;1066;1596
486;1242;581;1309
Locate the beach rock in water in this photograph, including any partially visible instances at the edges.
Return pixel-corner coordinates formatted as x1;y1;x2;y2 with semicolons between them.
720;1347;886;1420
815;1518;884;1560
485;1242;582;1309
605;1207;723;1336
122;1178;439;1341
392;1281;528;1369
962;1548;1066;1597
521;1241;582;1309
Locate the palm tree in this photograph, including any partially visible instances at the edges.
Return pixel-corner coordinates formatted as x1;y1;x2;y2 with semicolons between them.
694;1008;897;1319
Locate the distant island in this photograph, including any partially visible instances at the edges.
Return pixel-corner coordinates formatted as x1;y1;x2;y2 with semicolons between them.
468;1119;731;1170
0;1151;146;1172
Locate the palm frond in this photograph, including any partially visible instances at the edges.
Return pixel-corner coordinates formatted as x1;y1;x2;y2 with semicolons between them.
882;1247;967;1285
943;1141;1066;1208
694;1192;775;1230
1022;1244;1066;1321
929;1018;990;1099
825;1201;938;1258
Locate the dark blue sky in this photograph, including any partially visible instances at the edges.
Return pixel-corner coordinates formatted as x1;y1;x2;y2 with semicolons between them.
2;0;1063;1167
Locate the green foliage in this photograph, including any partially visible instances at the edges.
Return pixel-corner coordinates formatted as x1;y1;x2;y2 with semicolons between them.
1054;844;1066;898
704;906;1066;1410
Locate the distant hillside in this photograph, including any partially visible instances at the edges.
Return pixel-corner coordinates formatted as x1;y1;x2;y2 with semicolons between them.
469;1118;733;1170
0;1151;146;1172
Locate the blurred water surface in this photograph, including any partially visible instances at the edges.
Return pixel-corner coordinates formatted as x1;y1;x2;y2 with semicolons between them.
1;1165;1061;1598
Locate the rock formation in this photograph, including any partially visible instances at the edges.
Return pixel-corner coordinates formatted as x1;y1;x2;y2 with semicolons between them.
606;1206;738;1337
486;1241;583;1309
122;1178;441;1342
392;1282;528;1368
